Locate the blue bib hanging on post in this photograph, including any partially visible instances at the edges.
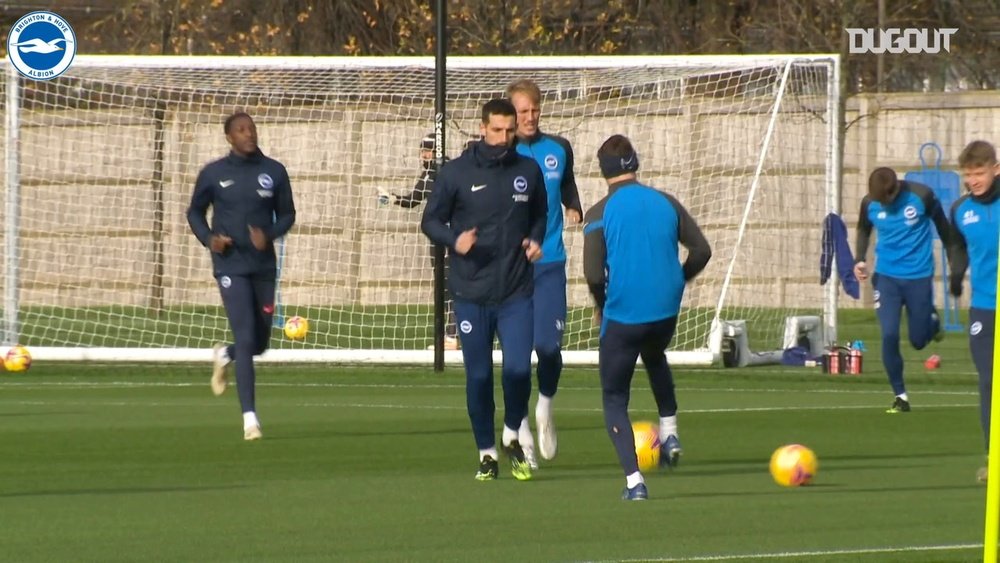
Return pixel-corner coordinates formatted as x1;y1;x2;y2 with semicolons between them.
903;142;963;332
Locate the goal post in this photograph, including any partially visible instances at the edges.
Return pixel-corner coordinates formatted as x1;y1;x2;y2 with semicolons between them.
0;55;840;365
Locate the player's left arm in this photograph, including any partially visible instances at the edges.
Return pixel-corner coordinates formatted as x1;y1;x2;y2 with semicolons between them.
916;184;952;247
265;163;297;240
665;193;712;281
946;198;969;296
854;197;874;263
554;136;583;223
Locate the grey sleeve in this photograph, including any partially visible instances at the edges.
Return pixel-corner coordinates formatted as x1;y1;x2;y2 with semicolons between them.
947;199;969;290
582;199;608;308
665;194;712;281
855;197;873;263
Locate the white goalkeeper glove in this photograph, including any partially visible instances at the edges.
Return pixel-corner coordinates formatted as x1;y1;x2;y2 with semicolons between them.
376;188;393;208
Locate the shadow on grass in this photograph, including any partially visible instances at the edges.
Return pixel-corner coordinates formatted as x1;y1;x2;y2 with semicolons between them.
0;411;83;417
0;484;248;498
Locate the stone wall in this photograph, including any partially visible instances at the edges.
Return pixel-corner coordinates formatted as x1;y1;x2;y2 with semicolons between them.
2;90;996;311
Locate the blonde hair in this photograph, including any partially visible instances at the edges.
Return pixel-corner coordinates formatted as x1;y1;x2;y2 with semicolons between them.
506;79;541;104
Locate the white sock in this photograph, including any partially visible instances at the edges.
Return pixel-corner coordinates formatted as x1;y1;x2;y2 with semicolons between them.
536;394;553;418
501;425;519;447
480;448;499;461
626;471;645;489
518;416;535;447
897;393;909;402
659;415;678;442
242;411;260;431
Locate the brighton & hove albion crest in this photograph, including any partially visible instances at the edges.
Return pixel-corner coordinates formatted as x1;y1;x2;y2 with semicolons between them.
7;12;76;80
257;173;275;198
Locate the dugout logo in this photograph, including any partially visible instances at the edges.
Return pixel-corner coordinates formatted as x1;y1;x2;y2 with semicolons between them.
7;12;76;81
846;28;956;54
460;320;473;334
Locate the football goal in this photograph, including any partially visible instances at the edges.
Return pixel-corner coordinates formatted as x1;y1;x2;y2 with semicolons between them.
1;55;840;365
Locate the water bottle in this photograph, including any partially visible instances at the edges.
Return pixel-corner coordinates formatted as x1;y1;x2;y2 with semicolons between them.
848;347;862;375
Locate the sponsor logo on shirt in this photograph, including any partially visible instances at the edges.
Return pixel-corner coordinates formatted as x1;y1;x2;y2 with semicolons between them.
963;209;980;225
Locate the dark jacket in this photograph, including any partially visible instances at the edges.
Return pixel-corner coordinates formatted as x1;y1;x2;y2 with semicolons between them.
421;141;547;305
394;159;446;209
187;149;296;277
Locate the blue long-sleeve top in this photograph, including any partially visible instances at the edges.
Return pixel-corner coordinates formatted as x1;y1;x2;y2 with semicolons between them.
582;180;711;324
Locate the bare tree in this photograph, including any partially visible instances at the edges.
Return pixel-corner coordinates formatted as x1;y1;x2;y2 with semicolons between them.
1;0;995;92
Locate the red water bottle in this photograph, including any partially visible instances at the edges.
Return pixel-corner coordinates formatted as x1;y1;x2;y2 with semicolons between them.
848;347;862;375
829;349;839;374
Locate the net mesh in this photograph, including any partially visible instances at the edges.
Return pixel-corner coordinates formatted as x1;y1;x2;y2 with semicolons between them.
0;56;836;360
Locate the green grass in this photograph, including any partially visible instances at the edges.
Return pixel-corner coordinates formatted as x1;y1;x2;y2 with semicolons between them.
0;309;989;561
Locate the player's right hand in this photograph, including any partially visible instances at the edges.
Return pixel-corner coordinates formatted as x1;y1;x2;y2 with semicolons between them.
853;261;868;281
377;194;391;207
950;276;963;297
209;234;233;253
454;228;477;255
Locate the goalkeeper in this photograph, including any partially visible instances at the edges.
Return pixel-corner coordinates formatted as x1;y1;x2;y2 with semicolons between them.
853;167;949;414
946;140;1000;483
379;132;457;349
186;111;296;442
583;134;711;500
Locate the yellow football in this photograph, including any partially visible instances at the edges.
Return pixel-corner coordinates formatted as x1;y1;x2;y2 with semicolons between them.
283;316;309;340
4;345;32;372
770;444;818;487
632;421;661;472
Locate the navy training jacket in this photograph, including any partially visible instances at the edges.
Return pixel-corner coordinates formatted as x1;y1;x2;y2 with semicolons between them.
187;149;296;278
421;141;547;305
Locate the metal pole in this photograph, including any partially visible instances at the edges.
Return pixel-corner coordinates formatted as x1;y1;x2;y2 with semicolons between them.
433;0;447;372
825;56;842;346
5;65;20;346
150;100;166;314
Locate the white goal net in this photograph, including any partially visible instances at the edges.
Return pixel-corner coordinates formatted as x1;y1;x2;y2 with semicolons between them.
1;55;839;365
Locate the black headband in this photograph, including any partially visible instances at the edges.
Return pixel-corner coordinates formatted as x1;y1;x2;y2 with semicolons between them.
420;133;436;151
599;151;639;178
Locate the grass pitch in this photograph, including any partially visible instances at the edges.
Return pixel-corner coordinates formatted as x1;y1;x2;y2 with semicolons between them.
0;309;989;562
